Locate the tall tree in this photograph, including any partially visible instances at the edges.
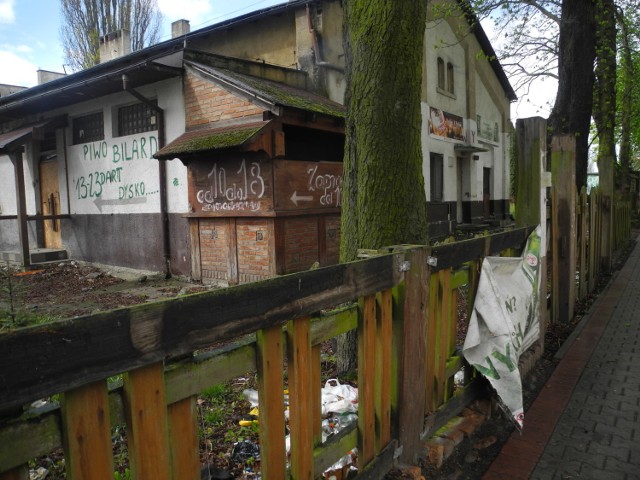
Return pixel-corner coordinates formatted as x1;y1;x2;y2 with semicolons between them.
61;0;163;70
337;1;430;374
547;0;597;189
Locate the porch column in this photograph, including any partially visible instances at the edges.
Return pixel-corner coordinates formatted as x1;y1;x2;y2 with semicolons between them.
9;149;31;270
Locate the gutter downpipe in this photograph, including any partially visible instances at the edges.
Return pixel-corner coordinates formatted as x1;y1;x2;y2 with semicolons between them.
122;74;172;279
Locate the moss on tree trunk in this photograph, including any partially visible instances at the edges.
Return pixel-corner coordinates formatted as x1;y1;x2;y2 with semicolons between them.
337;1;429;374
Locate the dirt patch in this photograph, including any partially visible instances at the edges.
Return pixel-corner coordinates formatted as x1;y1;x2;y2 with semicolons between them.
1;261;211;327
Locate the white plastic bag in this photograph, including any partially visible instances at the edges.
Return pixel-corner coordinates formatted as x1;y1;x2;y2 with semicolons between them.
321;379;358;415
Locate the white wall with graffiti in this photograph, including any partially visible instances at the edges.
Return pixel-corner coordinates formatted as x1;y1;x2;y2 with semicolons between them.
63;78;188;216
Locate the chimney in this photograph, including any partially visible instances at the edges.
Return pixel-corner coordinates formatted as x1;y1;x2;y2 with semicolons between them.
37;69;67;85
99;29;131;63
171;19;190;38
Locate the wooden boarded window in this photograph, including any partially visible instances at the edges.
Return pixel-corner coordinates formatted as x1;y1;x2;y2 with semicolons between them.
430;153;444;202
72;112;104;144
437;57;445;90
118;101;158;136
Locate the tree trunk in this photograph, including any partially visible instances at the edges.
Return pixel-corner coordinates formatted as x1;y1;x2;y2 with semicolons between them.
617;6;633;192
593;0;617;272
337;1;429;374
547;0;597;189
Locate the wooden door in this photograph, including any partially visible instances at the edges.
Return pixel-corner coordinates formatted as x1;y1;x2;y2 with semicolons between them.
40;158;62;249
483;167;492;219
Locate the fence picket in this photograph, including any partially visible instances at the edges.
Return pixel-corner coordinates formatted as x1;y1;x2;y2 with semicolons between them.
168;397;200;480
287;316;314;479
256;326;286;478
376;289;393;450
358;295;377;466
123;363;171;480
60;380;113;480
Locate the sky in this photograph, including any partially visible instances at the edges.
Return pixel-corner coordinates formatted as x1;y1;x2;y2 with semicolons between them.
0;0;553;119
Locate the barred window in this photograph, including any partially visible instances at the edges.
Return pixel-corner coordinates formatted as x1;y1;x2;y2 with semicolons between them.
72;112;104;144
117;101;158;136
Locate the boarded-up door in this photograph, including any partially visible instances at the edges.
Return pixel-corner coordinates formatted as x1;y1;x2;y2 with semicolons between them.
40;158;62;248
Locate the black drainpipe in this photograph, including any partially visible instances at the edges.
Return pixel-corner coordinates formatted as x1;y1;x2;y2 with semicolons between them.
122;74;171;278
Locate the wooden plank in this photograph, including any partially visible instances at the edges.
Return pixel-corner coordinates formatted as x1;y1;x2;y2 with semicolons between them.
0;466;28;480
0;410;61;472
256;326;286;479
61;381;113;480
551;135;577;323
287;316;314;479
310;306;358;345
425;274;439;413
123;363;171;480
396;248;429;465
377;289;393;449
514;117;546;228
312;424;357;475
227;218;239;285
164;339;256;404
9;152;30;270
431;227;533;270
358;295;376;467
312;345;322;446
188;156;274;215
422;378;486;439
436;270;452;405
0;253;402;412
579;187;588;300
273;160;342;211
189;219;202;282
168;397;200;480
356;440;397;480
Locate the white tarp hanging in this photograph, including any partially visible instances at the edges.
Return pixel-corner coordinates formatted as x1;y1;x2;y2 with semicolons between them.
462;226;542;429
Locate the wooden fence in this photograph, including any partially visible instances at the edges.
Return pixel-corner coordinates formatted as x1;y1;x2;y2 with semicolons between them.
576;187;632;302
0;227;535;480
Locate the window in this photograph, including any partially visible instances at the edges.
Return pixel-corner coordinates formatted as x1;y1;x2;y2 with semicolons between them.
447;62;454;94
72;112;104;144
477;115;482;138
494;122;499;142
437;57;445;90
430;153;444;202
117;101;158;136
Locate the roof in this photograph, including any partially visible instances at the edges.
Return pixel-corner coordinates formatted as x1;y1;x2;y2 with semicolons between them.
186;60;345;119
457;0;517;102
154;121;270;160
0;0;313;122
0;117;67;153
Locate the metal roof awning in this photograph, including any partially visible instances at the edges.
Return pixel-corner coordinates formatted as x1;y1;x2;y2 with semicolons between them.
154;120;271;160
0;116;67;154
454;143;490;154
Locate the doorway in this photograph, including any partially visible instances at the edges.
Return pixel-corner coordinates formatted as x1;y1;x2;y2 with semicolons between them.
39;157;62;249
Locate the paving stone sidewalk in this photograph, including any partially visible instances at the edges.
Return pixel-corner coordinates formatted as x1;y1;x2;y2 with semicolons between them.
485;238;640;479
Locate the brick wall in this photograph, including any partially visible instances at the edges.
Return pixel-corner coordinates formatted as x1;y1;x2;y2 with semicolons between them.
199;218;230;282
283;216;319;272
237;219;274;283
184;71;265;129
323;214;341;265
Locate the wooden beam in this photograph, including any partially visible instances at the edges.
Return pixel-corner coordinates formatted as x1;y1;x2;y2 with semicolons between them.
396;248;429;464
551;135;577;323
9;151;30;270
0;253;401;412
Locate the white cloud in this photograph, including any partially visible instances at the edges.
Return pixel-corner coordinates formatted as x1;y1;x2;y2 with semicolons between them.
158;0;212;22
0;0;15;24
0;50;37;87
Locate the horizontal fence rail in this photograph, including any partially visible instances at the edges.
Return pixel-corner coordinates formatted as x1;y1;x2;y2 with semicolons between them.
0;226;536;479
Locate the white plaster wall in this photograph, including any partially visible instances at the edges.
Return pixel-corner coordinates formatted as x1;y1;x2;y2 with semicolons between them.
0;156;17;215
424;20;467;117
60;78;188;215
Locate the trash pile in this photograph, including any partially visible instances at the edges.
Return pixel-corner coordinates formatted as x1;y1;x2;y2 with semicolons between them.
236;378;360;479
